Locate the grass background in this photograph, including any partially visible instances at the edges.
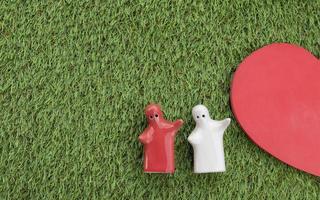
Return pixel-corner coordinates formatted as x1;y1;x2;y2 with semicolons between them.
1;0;320;199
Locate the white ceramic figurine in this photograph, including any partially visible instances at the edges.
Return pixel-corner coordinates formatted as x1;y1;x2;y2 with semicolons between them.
188;104;231;173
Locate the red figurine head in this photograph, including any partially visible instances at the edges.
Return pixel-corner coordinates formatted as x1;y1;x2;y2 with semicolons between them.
144;104;163;125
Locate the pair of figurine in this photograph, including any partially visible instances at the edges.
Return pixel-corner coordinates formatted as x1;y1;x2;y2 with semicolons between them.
138;104;231;173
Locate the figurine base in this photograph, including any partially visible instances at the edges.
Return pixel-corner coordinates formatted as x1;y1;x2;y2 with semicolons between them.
144;170;175;174
194;169;226;174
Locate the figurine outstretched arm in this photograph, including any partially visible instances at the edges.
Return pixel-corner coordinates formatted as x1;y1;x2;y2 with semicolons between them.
162;119;184;133
210;118;231;134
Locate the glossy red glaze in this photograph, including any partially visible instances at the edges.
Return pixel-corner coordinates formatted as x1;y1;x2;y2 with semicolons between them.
139;104;183;173
231;43;320;176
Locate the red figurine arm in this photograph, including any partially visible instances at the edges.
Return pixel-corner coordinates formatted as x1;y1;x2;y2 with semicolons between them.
173;119;183;130
139;127;154;144
163;119;184;132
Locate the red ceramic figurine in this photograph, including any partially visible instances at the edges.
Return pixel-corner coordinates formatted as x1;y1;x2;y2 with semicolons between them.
139;104;183;173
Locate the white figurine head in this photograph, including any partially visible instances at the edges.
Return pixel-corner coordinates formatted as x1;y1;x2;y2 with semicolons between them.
192;105;210;125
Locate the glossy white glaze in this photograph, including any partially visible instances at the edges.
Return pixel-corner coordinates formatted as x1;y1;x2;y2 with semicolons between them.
188;105;231;173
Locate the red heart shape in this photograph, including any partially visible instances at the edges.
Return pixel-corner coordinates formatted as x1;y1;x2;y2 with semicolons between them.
231;43;320;176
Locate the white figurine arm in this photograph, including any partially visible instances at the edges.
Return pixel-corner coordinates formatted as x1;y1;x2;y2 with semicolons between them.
188;130;202;145
221;118;231;130
210;118;231;135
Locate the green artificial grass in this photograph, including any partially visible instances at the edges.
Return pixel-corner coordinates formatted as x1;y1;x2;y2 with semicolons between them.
1;0;320;199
